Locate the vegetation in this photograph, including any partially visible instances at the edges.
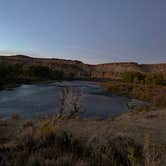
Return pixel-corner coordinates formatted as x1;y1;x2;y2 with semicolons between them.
143;135;162;166
0;63;65;89
59;87;85;118
102;81;166;108
121;71;166;86
0;116;163;166
102;72;166;108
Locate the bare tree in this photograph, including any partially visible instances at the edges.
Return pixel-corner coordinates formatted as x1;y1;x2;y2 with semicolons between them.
59;86;85;118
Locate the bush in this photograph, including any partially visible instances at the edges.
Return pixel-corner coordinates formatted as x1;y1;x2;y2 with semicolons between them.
23;120;34;128
102;81;166;108
35;119;57;142
0;63;65;90
143;135;161;166
122;72;145;84
121;71;166;86
27;156;43;166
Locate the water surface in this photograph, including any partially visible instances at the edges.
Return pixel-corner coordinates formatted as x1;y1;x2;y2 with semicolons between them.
0;81;129;119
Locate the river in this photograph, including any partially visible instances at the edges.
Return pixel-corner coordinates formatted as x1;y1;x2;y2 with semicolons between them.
0;81;129;119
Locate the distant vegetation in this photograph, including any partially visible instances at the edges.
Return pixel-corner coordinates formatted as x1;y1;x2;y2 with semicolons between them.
0;63;65;89
121;71;166;86
102;71;166;108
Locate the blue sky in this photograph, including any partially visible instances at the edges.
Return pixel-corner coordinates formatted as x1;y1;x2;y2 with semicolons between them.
0;0;166;64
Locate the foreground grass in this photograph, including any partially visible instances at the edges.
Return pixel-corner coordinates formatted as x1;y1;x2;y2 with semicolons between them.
0;117;138;166
0;110;166;166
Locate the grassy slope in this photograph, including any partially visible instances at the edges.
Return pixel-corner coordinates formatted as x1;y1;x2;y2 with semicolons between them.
59;109;166;145
0;109;166;165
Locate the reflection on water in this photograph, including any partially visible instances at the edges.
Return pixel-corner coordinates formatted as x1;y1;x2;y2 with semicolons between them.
0;81;129;119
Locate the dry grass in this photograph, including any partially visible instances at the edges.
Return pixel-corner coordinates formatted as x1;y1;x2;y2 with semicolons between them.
0;109;166;165
0;117;144;166
143;135;162;166
101;81;166;108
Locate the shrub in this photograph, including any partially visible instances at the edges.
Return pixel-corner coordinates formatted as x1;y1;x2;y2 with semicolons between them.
122;72;145;84
143;135;161;166
23;120;34;128
0;63;65;90
35;119;57;142
121;71;166;86
102;80;166;108
27;156;43;166
152;93;166;107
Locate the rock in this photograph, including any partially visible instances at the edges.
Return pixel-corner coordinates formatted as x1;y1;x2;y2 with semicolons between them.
0;55;166;80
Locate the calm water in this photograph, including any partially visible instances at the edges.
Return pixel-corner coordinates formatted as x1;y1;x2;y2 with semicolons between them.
0;81;129;119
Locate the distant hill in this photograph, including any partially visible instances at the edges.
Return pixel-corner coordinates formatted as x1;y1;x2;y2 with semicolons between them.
0;55;91;79
0;55;166;79
92;62;166;79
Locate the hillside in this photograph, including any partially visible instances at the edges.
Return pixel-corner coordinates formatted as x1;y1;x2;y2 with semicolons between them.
0;55;166;79
92;62;166;79
0;55;91;79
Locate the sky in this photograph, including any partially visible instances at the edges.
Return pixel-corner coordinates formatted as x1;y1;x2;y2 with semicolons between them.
0;0;166;64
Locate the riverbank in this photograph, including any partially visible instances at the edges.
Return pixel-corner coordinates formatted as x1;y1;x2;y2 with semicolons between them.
101;80;166;109
0;78;97;91
0;109;166;165
0;79;59;91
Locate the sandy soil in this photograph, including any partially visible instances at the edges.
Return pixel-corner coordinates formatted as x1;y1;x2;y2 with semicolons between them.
58;109;166;146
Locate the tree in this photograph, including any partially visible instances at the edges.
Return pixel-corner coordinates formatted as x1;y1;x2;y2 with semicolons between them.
59;87;85;118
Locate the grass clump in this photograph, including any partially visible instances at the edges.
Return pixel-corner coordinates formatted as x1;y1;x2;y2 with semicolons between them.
101;81;166;108
23;120;34;128
143;135;162;166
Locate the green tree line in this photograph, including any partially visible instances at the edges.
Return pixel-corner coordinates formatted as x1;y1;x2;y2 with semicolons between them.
0;63;64;89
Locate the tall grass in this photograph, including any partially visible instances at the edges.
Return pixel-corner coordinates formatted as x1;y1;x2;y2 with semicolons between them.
0;118;144;166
